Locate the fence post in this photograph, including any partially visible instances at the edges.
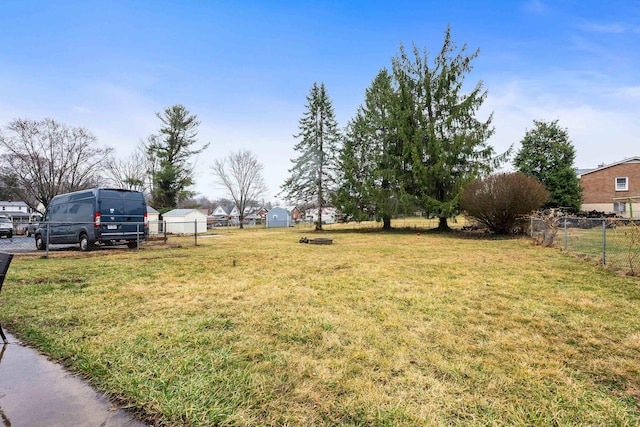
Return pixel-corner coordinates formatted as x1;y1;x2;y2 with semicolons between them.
602;219;607;266
136;223;140;251
564;218;568;251
164;221;167;244
530;216;533;237
194;219;198;246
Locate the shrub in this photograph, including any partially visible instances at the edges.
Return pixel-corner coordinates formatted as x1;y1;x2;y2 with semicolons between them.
460;173;549;234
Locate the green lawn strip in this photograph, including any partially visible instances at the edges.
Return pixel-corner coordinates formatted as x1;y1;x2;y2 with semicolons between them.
1;227;639;426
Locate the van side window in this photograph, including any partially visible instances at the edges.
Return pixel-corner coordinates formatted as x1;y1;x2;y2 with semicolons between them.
69;201;92;217
49;203;66;220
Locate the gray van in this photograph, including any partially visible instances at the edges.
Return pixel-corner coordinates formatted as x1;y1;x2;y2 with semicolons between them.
35;188;148;251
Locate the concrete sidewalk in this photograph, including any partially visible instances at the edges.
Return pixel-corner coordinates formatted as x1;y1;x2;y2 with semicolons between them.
0;332;149;427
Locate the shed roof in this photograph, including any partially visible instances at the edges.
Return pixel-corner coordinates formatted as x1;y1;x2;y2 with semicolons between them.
163;209;206;217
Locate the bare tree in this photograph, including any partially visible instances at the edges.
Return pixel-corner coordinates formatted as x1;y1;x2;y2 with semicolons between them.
211;150;267;229
0;118;112;211
105;142;155;198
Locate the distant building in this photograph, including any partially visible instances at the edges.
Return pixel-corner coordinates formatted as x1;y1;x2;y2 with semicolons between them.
578;156;640;218
266;207;291;228
305;207;338;224
0;201;33;223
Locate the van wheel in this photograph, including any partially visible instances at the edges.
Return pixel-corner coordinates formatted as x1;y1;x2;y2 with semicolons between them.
127;241;137;249
35;235;45;250
79;234;93;251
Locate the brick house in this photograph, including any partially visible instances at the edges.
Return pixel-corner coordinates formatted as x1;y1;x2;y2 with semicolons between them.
578;156;640;218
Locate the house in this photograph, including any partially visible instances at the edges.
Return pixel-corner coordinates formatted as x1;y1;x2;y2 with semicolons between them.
211;205;240;225
284;206;303;223
162;209;208;234
147;206;160;236
0;201;33;224
211;204;263;226
266;206;291;228
243;209;260;225
256;207;269;223
578;156;640;218
305;207;339;224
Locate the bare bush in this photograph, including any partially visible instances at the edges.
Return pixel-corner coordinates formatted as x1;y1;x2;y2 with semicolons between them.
531;209;563;247
460;173;549;234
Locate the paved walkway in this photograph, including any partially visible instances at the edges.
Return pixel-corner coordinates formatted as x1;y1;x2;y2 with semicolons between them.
0;332;149;427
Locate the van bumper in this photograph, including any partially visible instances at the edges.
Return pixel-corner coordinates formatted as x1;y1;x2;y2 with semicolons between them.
99;232;147;241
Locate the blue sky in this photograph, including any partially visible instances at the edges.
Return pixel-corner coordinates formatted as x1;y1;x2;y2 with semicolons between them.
1;0;639;202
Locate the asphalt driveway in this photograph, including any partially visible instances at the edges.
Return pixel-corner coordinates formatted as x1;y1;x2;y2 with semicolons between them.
0;332;149;427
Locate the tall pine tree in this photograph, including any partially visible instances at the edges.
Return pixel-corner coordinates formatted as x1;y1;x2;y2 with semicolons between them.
336;69;404;230
281;82;341;230
147;104;209;210
513;119;582;212
335;27;503;231
392;27;499;230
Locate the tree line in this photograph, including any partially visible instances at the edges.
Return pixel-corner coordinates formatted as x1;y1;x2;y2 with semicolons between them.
0;26;581;232
0;105;267;220
281;27;582;232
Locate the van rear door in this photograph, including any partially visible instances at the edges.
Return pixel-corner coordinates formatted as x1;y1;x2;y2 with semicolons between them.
98;189;146;242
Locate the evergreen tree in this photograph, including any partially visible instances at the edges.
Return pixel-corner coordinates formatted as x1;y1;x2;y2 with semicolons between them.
335;69;403;230
513;119;582;212
147;105;209;209
391;27;499;230
281;82;341;230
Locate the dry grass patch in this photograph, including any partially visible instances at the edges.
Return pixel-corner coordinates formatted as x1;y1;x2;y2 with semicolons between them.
2;227;640;426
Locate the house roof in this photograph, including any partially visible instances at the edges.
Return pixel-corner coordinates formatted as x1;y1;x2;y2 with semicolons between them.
578;156;640;177
147;206;159;214
0;201;28;207
215;204;235;215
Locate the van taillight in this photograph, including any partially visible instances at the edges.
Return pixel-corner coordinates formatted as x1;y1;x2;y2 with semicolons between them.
143;212;148;227
94;212;101;228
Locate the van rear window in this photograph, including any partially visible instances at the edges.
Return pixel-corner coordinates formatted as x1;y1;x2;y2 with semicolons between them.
100;190;145;217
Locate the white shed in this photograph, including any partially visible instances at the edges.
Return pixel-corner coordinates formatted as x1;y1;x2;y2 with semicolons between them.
163;209;208;234
266;206;291;228
147;206;160;236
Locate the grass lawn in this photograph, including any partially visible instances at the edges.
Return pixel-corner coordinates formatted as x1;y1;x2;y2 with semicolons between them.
2;224;640;426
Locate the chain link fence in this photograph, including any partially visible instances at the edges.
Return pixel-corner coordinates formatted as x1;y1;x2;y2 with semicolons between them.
530;216;640;275
3;219;248;255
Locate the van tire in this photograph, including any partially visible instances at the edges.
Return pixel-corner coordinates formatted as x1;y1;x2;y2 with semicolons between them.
35;235;46;250
79;234;93;251
127;241;137;249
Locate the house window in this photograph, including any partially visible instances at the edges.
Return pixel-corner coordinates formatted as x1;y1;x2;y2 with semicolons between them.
616;177;628;191
614;202;626;213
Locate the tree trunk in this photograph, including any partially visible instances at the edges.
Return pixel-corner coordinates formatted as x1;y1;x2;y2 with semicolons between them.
239;214;244;229
383;216;392;230
438;216;451;231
